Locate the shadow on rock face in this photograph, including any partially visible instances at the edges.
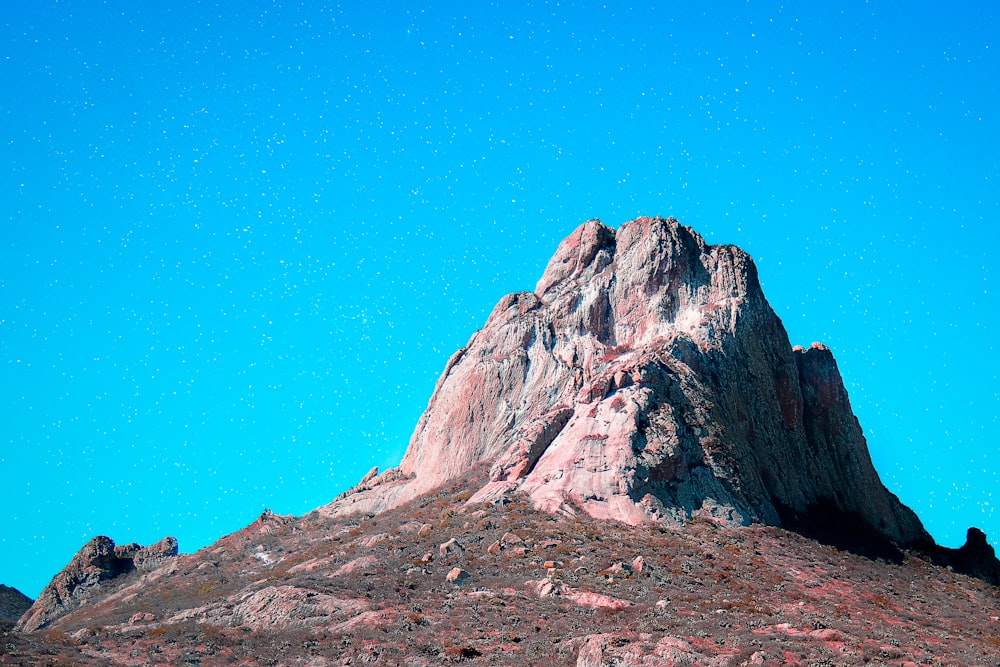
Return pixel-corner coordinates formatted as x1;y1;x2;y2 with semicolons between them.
775;500;1000;586
773;499;907;564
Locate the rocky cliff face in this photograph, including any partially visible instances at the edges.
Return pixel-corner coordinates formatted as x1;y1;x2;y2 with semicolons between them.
325;216;930;549
15;535;178;632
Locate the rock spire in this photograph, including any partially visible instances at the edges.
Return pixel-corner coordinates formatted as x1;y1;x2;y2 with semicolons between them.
325;216;930;548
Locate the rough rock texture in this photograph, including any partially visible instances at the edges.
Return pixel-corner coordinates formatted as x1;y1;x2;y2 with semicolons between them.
323;216;930;550
134;536;179;572
0;584;32;623
15;534;177;632
168;585;369;631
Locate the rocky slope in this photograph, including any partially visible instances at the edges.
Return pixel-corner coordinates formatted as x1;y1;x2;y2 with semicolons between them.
15;535;178;633
325;217;929;552
8;215;999;665
4;476;1000;666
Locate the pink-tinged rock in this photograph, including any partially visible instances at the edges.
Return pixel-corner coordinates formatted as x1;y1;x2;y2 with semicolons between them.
446;568;470;585
500;532;523;546
330;609;394;633
352;533;391;549
333;554;378;577
575;633;700;667
542;560;562;569
439;537;463;557
562;589;632;611
528;579;558;598
417;524;433;538
486;541;502;555
601;562;632;578
322;216;932;552
631;555;647;574
168;585;368;630
128;612;156;625
808;628;844;642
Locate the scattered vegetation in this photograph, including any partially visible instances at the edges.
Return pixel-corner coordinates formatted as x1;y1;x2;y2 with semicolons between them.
9;470;1000;665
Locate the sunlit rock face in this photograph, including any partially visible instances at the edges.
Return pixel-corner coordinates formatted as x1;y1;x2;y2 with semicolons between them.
324;216;929;548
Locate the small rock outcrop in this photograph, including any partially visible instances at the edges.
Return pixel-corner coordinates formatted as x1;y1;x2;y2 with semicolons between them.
323;216;938;554
134;536;179;572
0;584;32;624
16;535;178;632
925;527;1000;585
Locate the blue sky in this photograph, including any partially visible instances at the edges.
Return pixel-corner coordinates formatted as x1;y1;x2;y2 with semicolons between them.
2;2;997;598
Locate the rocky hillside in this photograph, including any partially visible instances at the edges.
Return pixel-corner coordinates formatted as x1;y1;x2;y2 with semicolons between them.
3;474;1000;666
6;216;998;665
15;536;179;633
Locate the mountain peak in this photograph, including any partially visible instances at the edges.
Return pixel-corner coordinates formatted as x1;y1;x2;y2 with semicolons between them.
323;216;934;553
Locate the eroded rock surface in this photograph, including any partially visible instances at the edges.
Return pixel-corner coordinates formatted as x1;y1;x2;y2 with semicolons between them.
16;535;177;632
323;216;930;550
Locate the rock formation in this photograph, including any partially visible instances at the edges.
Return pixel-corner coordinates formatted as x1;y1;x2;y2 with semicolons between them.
0;584;32;624
325;216;932;550
16;535;178;632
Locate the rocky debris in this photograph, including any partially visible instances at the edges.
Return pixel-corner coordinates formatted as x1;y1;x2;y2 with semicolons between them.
445;568;470;585
323;216;936;558
417;523;433;538
0;584;32;623
16;534;177;632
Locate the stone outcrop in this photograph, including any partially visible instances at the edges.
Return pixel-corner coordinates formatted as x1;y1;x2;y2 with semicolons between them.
16;535;177;632
924;527;1000;585
134;537;179;572
0;584;32;624
323;216;935;552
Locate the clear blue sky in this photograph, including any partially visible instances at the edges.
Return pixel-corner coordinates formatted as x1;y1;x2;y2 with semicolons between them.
2;2;997;598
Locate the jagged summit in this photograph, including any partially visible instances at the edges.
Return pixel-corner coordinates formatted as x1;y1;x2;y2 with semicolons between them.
324;216;930;549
